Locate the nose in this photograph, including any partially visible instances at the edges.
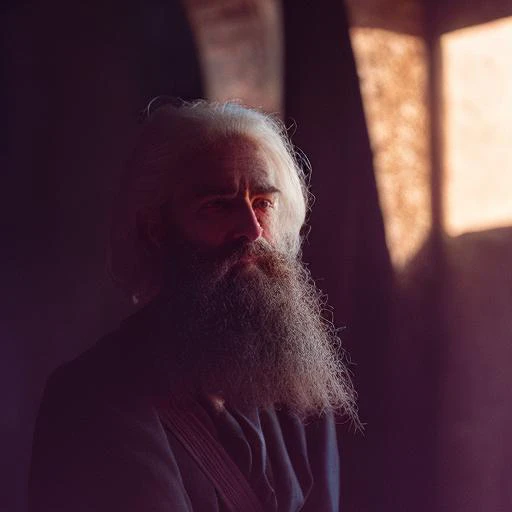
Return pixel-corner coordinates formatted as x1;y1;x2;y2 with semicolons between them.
230;201;263;243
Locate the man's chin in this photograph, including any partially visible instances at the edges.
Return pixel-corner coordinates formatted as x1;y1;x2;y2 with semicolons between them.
223;255;275;280
229;258;263;274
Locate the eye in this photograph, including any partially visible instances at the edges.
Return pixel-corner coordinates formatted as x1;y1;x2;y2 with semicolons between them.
253;198;274;210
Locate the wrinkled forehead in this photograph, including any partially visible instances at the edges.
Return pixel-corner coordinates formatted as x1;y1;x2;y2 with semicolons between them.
176;135;279;193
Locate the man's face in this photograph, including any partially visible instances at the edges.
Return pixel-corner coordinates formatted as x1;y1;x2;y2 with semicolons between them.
151;135;356;421
166;136;283;260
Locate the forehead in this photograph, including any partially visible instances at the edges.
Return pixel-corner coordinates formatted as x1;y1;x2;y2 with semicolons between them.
178;136;277;194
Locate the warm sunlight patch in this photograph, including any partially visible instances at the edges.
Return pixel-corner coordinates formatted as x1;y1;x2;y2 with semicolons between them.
350;28;431;268
442;17;512;237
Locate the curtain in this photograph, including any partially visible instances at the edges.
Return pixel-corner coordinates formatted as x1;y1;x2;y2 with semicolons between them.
283;1;394;510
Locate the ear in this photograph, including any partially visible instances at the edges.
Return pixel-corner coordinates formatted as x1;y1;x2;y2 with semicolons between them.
136;209;167;249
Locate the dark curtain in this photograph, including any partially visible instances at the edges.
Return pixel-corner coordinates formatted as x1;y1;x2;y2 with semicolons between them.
283;2;394;511
2;2;202;511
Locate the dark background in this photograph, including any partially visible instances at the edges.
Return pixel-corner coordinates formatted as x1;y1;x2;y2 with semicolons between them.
3;0;512;511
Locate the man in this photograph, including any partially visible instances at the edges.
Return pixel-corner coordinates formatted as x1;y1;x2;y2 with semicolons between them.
29;100;358;511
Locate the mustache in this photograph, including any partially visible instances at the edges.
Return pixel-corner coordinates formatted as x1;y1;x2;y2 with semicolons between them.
213;238;280;267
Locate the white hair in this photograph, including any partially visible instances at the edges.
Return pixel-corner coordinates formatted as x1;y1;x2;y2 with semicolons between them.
108;100;310;303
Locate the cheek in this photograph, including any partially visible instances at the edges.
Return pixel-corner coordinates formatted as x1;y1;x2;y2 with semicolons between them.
266;201;301;254
258;212;280;246
170;208;227;249
185;219;228;248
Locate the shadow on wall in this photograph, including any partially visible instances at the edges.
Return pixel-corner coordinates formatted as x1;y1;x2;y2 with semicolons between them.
393;225;512;512
437;226;512;511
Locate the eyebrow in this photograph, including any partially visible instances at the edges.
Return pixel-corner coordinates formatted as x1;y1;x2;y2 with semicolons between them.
192;184;281;199
252;184;281;195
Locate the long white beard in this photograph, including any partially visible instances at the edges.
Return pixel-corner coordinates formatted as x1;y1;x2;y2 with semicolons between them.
159;238;358;423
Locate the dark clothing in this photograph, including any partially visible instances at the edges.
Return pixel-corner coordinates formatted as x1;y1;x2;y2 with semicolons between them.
29;308;342;511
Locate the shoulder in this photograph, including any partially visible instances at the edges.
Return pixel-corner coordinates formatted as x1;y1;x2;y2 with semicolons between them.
29;328;190;512
31;316;174;459
44;296;176;401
